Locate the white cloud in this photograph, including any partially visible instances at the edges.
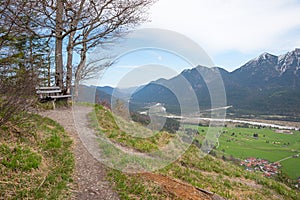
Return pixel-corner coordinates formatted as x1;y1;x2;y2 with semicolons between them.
145;0;300;55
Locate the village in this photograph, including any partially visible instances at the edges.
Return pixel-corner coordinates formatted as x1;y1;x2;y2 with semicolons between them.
240;157;281;177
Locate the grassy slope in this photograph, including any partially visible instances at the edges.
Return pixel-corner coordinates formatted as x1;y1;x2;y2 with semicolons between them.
92;105;299;200
0;114;74;199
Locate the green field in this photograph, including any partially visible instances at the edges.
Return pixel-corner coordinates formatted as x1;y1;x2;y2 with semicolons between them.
91;105;299;199
192;125;300;179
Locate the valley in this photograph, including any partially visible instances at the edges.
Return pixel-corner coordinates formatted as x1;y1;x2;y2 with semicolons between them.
129;48;300;118
89;105;299;199
3;0;300;198
186;124;300;180
81;48;300;199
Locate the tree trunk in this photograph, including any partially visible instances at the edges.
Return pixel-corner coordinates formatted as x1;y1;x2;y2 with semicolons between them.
55;0;64;89
74;42;87;101
66;32;75;95
65;0;85;95
47;53;51;86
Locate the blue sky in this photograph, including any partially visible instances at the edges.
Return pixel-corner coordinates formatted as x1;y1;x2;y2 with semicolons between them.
91;29;214;87
97;49;193;88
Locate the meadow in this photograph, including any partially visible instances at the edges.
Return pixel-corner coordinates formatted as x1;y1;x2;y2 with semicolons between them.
192;124;300;179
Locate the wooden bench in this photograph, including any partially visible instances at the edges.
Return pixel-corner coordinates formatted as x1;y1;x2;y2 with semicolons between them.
36;86;72;109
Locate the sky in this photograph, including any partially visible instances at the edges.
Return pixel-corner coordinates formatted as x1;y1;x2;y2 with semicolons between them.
93;29;215;87
143;0;300;71
97;48;194;88
88;0;300;87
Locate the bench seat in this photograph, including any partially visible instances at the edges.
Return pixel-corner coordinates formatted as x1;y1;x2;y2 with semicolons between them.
50;95;72;99
36;90;62;94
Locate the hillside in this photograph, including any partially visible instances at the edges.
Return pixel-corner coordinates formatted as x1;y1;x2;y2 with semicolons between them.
130;48;300;118
0;113;74;199
89;105;299;199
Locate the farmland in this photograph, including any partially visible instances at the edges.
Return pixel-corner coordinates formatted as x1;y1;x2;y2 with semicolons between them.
191;124;300;180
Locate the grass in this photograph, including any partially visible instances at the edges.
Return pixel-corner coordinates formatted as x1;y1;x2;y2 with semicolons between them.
90;105;192;172
90;105;173;153
280;158;300;180
0;144;42;171
158;145;299;199
92;105;299;199
108;170;178;200
35;99;71;110
0;113;74;199
192;125;300;179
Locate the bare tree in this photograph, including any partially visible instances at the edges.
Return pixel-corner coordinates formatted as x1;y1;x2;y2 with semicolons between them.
3;0;157;96
4;0;67;89
63;0;156;97
77;55;114;82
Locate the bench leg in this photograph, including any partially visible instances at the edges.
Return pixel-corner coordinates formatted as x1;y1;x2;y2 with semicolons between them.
52;99;56;110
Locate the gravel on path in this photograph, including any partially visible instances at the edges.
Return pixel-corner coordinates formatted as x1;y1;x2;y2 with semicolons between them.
41;106;119;200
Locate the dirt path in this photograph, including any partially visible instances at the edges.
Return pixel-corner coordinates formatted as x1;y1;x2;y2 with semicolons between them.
41;105;225;200
141;173;225;200
41;106;119;200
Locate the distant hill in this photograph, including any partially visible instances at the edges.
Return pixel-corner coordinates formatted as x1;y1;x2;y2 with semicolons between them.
78;84;140;105
130;48;300;118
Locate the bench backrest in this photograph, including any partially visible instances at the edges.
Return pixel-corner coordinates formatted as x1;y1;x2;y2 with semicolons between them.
36;86;60;90
36;86;62;98
36;89;62;94
36;86;72;100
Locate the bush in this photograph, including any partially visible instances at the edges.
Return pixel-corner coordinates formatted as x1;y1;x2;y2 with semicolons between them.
0;68;37;126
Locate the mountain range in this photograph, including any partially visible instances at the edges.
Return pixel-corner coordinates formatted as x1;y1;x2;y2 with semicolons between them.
92;48;300;119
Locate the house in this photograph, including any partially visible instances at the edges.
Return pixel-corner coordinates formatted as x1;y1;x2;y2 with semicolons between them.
275;130;293;134
240;157;280;176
